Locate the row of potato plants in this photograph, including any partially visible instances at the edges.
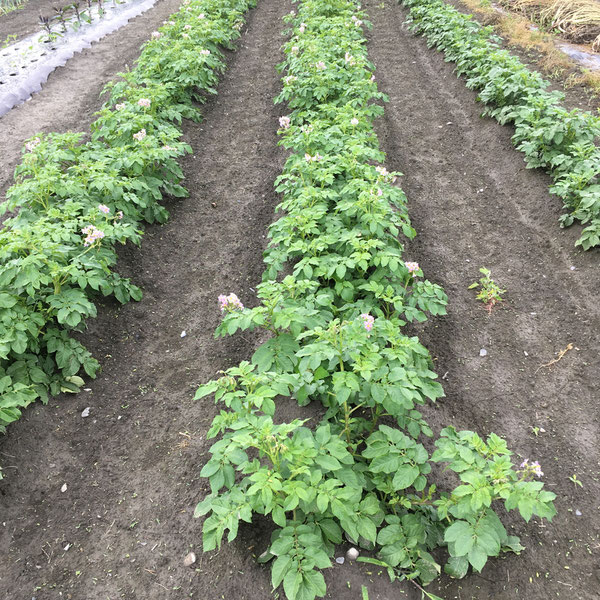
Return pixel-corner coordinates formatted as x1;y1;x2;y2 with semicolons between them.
194;1;556;599
402;0;600;251
0;0;256;478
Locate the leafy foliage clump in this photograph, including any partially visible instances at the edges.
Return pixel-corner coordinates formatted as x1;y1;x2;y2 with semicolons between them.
0;0;256;464
404;0;600;250
194;2;556;599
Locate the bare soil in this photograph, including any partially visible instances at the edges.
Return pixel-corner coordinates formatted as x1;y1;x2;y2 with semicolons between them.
0;0;599;599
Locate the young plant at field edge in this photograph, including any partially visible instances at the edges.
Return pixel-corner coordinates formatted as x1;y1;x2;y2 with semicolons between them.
469;267;506;312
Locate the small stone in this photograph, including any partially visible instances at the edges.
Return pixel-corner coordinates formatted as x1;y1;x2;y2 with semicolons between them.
180;330;187;338
184;552;196;567
570;266;576;271
335;556;345;564
61;483;67;493
346;547;359;561
81;407;90;418
64;543;71;551
524;351;528;356
575;509;582;516
479;348;487;357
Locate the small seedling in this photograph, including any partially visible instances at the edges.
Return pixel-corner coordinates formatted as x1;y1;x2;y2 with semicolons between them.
469;267;506;312
569;474;583;488
38;15;54;39
53;6;68;32
1;33;17;48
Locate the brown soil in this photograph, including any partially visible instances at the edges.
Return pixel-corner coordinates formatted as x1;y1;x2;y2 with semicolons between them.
0;0;599;599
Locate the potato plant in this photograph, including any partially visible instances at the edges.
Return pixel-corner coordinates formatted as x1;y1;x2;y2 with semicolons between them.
0;0;257;477
194;2;556;599
403;0;600;250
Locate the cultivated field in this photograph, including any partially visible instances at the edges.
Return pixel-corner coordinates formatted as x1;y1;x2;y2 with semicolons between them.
0;1;598;599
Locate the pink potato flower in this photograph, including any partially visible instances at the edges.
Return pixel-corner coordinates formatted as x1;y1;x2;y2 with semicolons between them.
520;459;544;478
360;313;375;332
25;137;41;152
279;116;291;129
98;204;110;215
138;98;151;108
133;129;147;142
81;225;105;247
218;293;244;313
405;262;419;274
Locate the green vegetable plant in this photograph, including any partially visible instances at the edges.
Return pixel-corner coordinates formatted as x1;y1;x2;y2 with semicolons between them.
0;0;257;477
193;2;556;599
402;0;600;250
0;0;28;15
468;267;505;312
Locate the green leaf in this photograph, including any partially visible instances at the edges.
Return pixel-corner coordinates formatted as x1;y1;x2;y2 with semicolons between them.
444;520;470;543
65;375;85;388
503;535;525;554
272;554;292;588
273;505;287;528
445;520;474;556
467;544;488;572
444;555;469;579
303;568;326;597
318;518;342;544
0;294;17;308
283;570;302;600
357;517;377;543
315;454;341;471
194;381;219;400
392;465;419;490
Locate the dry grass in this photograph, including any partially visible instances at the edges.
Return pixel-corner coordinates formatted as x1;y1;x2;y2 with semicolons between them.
571;68;600;93
461;0;573;71
501;0;600;50
459;0;600;98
